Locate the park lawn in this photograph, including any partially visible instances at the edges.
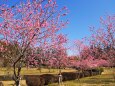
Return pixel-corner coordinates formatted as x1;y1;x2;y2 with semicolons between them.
20;68;77;75
49;74;115;86
0;67;76;75
2;74;115;86
49;67;115;86
1;68;76;86
1;80;26;86
1;68;115;86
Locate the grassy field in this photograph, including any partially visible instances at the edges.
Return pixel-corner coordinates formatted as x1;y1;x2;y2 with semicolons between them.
49;67;115;86
0;67;115;86
0;67;76;75
0;67;76;86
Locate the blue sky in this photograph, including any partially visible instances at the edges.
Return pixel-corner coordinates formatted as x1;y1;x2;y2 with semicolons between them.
0;0;115;55
57;0;115;41
1;0;115;41
57;0;115;55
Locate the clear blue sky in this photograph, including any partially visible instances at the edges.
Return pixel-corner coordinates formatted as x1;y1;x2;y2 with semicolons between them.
1;0;115;41
57;0;115;41
0;0;115;55
57;0;115;55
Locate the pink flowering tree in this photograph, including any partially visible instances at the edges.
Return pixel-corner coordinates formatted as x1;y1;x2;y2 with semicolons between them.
26;34;68;73
89;15;115;67
73;15;115;71
52;34;68;73
0;0;68;85
41;34;68;73
26;47;46;72
74;38;109;71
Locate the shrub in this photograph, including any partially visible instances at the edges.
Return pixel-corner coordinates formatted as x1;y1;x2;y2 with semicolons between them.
76;72;83;79
83;71;91;77
0;82;3;86
24;68;102;85
25;75;45;86
40;74;58;85
61;72;77;81
84;68;104;76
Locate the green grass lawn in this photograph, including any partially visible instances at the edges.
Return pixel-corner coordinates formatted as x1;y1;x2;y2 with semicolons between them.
49;67;115;86
0;67;115;86
49;74;115;86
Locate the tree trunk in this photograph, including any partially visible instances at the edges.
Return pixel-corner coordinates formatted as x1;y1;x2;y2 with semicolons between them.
15;80;20;86
82;69;84;78
91;69;93;76
13;62;22;86
48;67;51;73
37;66;42;73
59;67;61;74
77;69;80;81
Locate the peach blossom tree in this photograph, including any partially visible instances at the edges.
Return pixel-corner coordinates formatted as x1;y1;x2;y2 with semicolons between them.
0;0;68;85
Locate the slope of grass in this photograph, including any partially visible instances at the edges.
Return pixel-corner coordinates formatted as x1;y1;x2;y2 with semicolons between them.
49;74;114;86
0;67;115;86
49;67;115;86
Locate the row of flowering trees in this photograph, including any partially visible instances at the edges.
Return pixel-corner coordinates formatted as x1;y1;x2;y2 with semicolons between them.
0;0;115;86
73;15;115;70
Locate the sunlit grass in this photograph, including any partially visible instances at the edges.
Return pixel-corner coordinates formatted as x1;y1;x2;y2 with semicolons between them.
0;67;76;86
49;76;115;86
0;67;76;75
2;80;26;86
0;67;115;86
49;67;115;86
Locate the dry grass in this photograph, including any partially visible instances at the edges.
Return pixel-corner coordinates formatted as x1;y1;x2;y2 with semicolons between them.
0;67;115;86
0;68;76;86
0;67;76;75
1;80;26;86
